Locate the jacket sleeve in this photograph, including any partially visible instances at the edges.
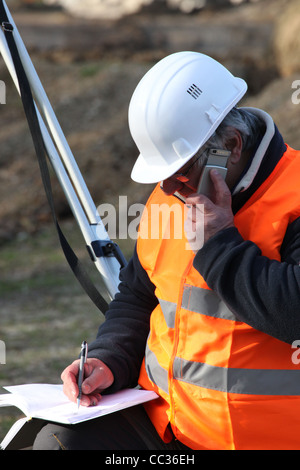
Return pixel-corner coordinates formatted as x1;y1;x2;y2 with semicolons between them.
87;245;158;392
193;217;300;344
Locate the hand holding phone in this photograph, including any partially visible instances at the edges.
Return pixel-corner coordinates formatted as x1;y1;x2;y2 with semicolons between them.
197;149;231;199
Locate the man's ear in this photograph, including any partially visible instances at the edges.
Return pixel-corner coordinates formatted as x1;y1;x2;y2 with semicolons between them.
225;128;243;164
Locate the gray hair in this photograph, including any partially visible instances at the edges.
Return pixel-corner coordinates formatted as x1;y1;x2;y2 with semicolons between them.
189;107;265;173
192;107;265;169
205;107;265;152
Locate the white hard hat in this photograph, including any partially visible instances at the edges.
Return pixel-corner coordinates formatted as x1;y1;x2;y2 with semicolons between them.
129;51;247;184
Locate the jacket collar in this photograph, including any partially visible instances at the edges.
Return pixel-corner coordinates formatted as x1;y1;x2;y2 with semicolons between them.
231;107;286;214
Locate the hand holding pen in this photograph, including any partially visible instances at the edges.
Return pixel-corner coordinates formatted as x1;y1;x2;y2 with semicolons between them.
61;347;115;407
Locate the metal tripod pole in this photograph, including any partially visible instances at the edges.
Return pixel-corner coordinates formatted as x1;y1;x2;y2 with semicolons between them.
0;1;124;299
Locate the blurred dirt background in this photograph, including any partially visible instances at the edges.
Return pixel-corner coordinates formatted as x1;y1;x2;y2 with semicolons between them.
1;0;300;242
0;0;300;443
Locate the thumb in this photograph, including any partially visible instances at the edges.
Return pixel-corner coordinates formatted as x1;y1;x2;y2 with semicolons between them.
210;169;231;207
82;359;114;394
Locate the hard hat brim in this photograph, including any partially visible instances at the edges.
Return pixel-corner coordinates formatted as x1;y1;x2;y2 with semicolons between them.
131;152;193;184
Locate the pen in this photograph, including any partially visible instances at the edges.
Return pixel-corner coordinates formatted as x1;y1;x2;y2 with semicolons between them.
77;340;88;410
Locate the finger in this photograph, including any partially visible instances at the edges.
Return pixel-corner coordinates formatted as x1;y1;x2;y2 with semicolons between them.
186;193;209;206
184;215;205;253
209;169;231;207
185;200;206;228
61;360;81;402
81;362;112;395
79;392;103;407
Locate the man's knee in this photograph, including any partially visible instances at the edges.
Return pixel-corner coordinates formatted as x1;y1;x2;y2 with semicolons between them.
33;424;74;450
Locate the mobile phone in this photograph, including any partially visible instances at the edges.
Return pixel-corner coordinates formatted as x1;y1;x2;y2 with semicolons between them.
197;148;231;199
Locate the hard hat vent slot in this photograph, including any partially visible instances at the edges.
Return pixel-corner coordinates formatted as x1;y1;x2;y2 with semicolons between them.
187;84;202;100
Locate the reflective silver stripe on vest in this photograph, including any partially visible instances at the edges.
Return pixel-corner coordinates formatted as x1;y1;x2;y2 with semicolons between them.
181;284;236;320
149;288;300;396
145;351;300;396
172;357;300;396
158;285;236;325
158;299;176;328
145;343;169;394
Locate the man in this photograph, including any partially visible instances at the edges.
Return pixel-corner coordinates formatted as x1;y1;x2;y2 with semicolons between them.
34;52;300;450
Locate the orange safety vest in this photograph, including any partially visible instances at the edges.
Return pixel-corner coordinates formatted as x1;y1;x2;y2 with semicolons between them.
137;145;300;450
